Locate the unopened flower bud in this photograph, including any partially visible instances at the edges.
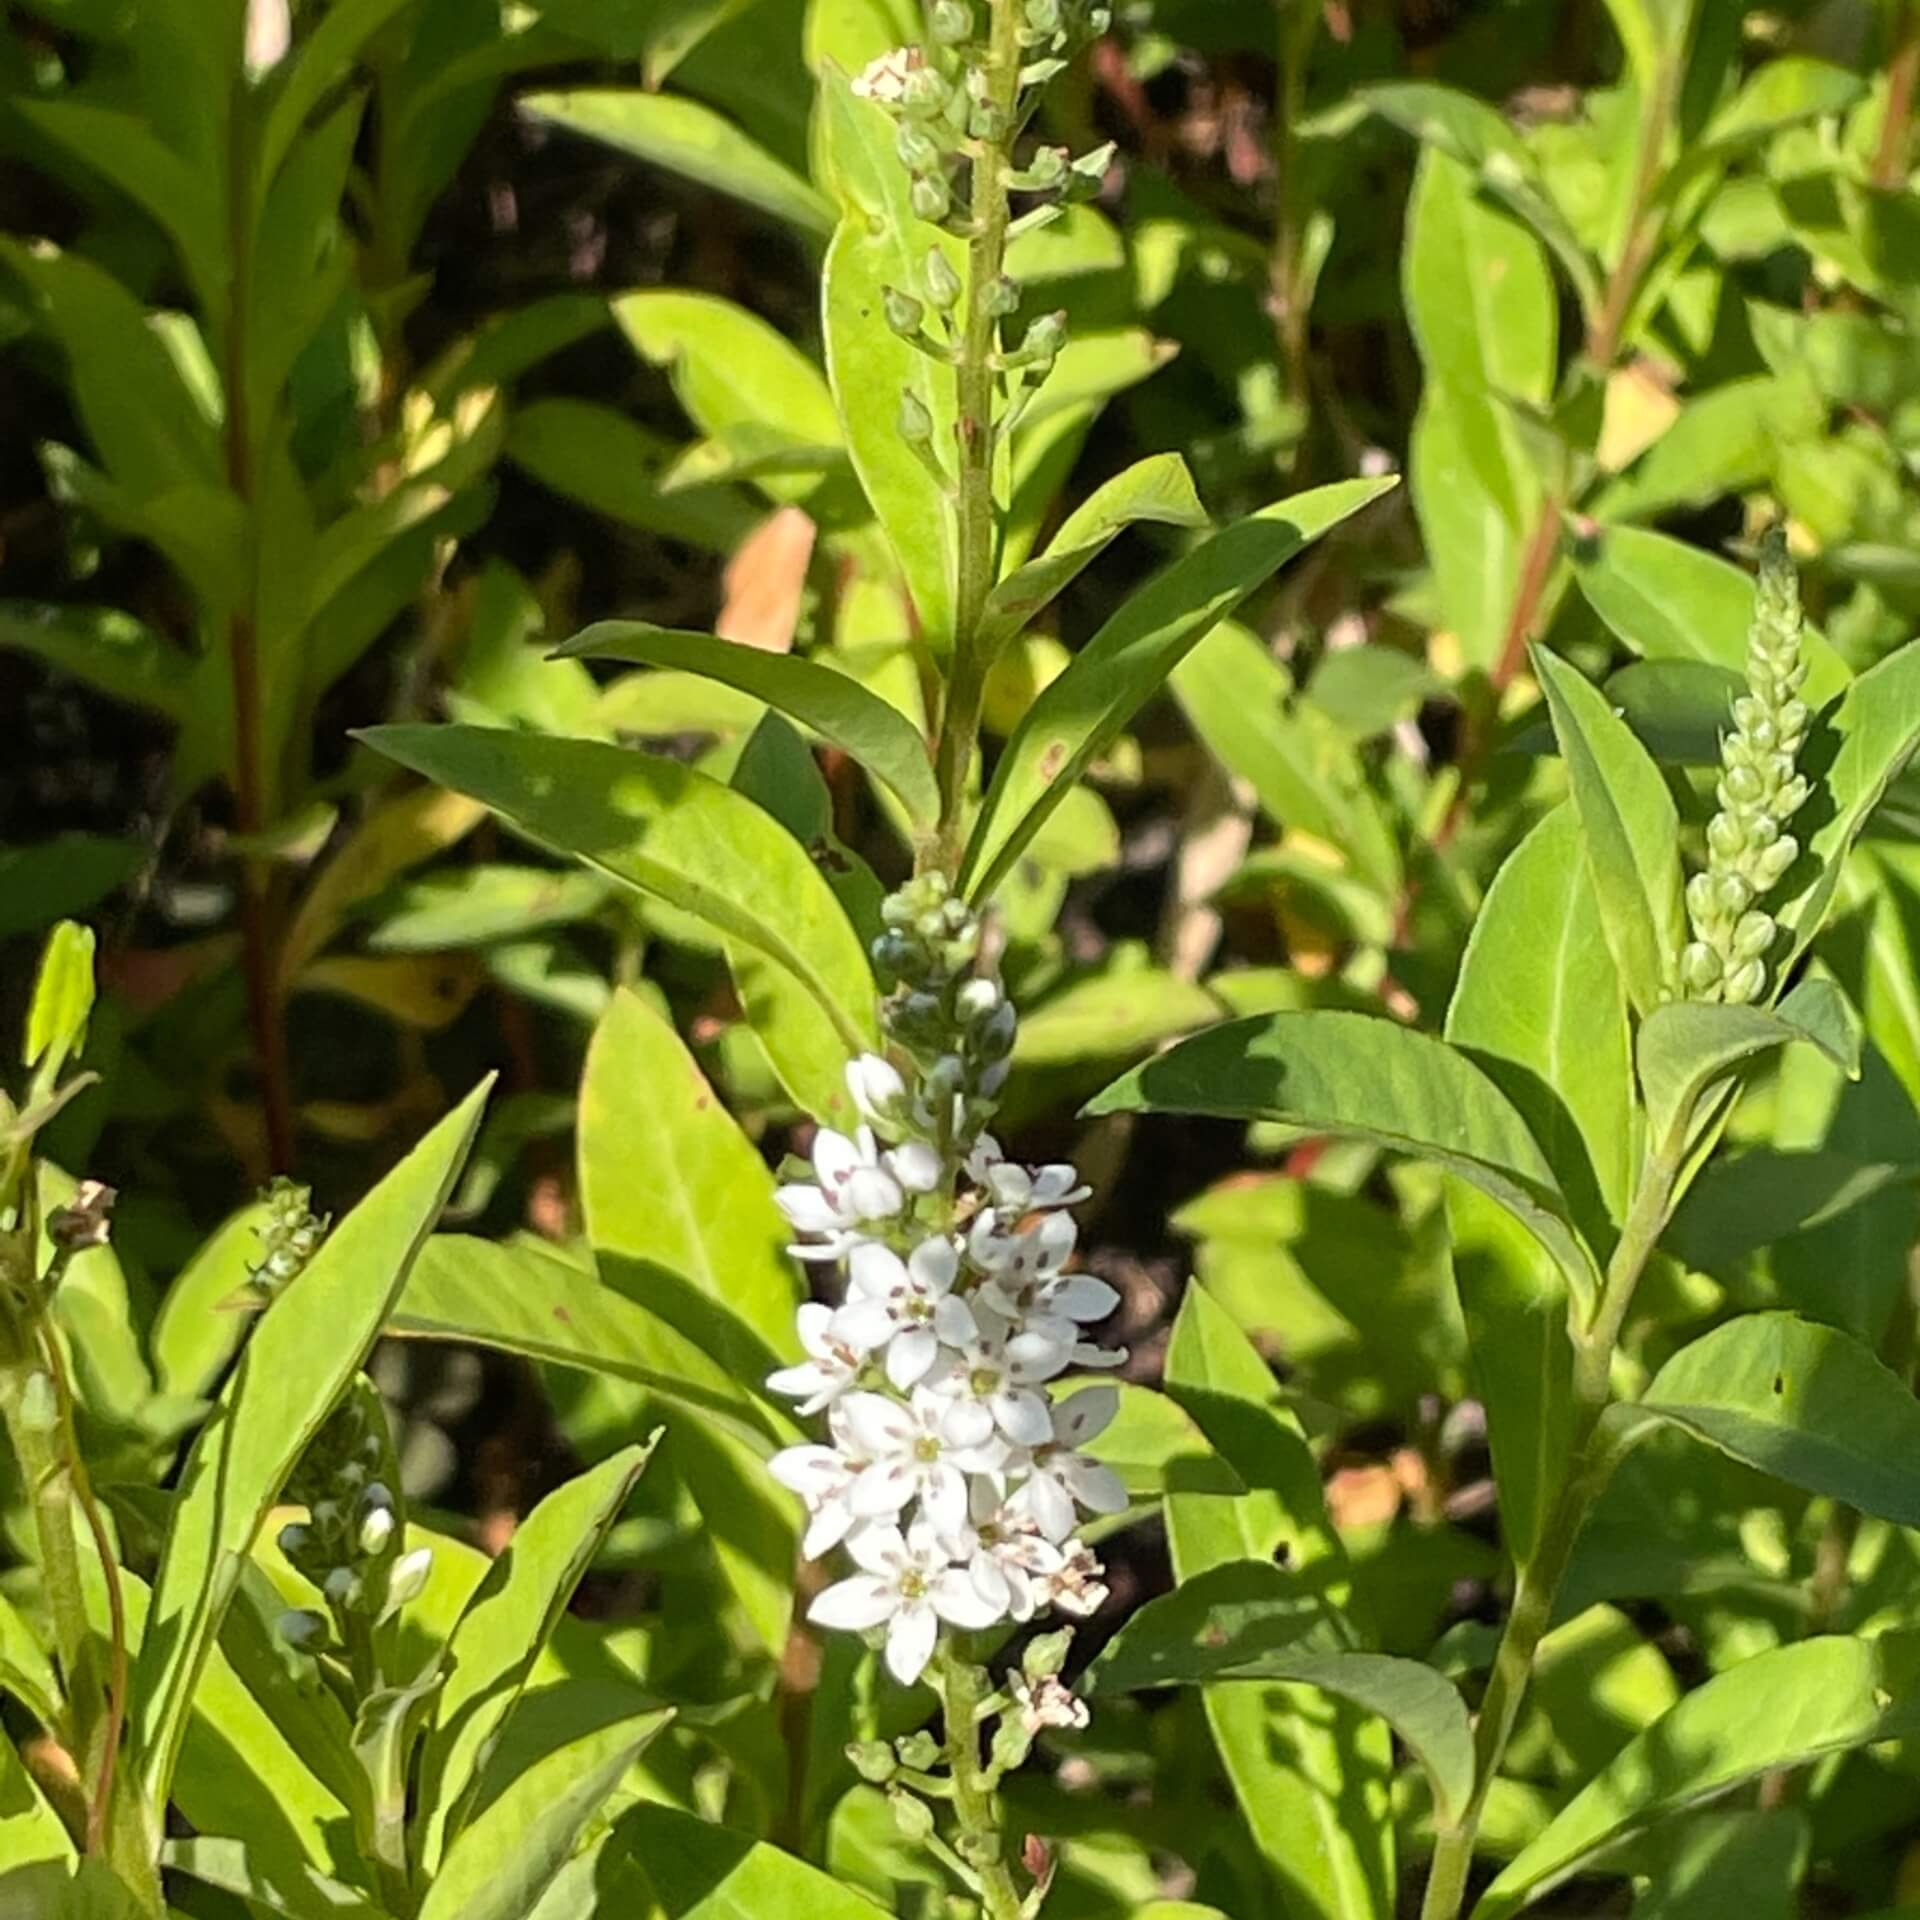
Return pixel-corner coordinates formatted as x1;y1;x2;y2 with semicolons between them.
930;0;972;42
277;1608;327;1650
1707;813;1747;860
898;389;934;447
385;1546;433;1612
359;1506;395;1556
1730;911;1776;962
1755;834;1798;887
983;275;1021;318
924;247;962;311
910;171;951;222
1681;943;1724;994
895;1730;941;1770
277;1522;310;1558
323;1566;360;1606
889;1787;935;1841
1724;957;1768;1005
847;1740;897;1783
956;978;1002;1024
883;286;925;337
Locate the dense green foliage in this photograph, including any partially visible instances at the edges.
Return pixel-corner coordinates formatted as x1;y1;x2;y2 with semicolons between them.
7;0;1920;1915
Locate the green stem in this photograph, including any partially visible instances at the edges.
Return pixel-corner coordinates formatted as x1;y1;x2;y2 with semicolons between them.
1586;40;1682;368
940;1648;1025;1920
1419;1143;1680;1920
931;0;1025;877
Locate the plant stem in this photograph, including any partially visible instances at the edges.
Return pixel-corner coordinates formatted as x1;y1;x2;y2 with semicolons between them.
1586;41;1679;369
224;72;293;1173
1268;0;1319;437
932;0;1025;877
1419;1143;1680;1920
1876;1;1920;190
940;1648;1025;1920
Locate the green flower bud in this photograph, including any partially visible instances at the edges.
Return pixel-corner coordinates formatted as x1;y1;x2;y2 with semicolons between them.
1681;943;1724;994
277;1608;328;1650
924;247;962;311
1707;813;1747;860
930;0;972;42
898;389;935;447
895;1730;941;1770
883;286;926;337
910;171;952;222
1730;911;1776;962
1724;957;1768;1005
1023;1625;1076;1680
847;1740;898;1783
1754;834;1798;887
983;275;1021;318
889;1788;936;1842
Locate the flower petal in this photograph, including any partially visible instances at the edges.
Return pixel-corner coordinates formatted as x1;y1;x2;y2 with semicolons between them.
931;1569;1008;1631
841;1391;915;1456
886;1325;939;1391
809;1575;895;1632
885;1601;938;1685
1054;1383;1120;1446
1060;1455;1129;1515
833;1297;898;1354
847;1240;908;1299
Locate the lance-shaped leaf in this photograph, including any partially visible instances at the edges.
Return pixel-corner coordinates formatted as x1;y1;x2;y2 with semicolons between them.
819;69;958;649
554;623;936;825
617;1804;892;1916
975;453;1208;661
1474;1634;1920;1918
961;477;1396;901
1778;636;1920;965
159;1838;384;1920
1089;1010;1600;1307
1635;975;1858;1148
358;725;878;1058
415;1441;658;1871
1160;1285;1392;1918
1533;646;1686;1018
1609;1310;1920;1526
524;91;833;236
1086;1560;1477;1831
416;1707;674;1920
134;1080;491;1816
390;1236;787;1454
1662;1149;1913;1272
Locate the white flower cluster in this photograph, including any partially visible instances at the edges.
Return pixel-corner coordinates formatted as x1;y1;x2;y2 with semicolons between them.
768;1047;1128;1686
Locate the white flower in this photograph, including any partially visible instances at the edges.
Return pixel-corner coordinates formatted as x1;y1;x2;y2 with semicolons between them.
959;1487;1067;1622
851;45;921;105
1030;1538;1108;1618
766;1302;864;1414
1013;1672;1090;1733
833;1237;977;1390
778;1125;907;1259
927;1311;1072;1447
769;1440;862;1560
846;1054;908;1133
968;1208;1078;1318
984;1160;1090;1214
841;1387;1007;1535
1009;1386;1129;1541
808;1520;1005;1685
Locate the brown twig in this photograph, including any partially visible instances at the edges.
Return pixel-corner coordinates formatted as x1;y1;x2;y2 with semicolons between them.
1876;1;1920;190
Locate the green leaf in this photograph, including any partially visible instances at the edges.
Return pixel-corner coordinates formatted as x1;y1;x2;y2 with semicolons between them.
24;921;95;1081
1532;646;1686;1017
133;1080;491;1812
0;1734;72;1870
1160;1286;1393;1920
417;1707;674;1920
819;70;958;650
579;989;798;1366
1444;804;1626;1563
1618;1310;1920;1526
0;834;145;940
1074;1381;1245;1498
961;478;1396;901
1474;1634;1920;1919
358;725;878;1061
1694;58;1865;159
554;623;937;825
158;1838;384;1920
391;1235;785;1455
1089;1009;1600;1308
976;453;1209;662
149;1200;274;1401
1634;976;1858;1149
507;400;761;553
1572;524;1852;709
1171;620;1401;896
618;1803;889;1917
524;91;833;236
609;293;842;493
1778;637;1920;963
255;0;416;200
367;868;612;952
416;1441;658;1870
1086;1559;1476;1830
1662;1148;1913;1272
1625;1810;1808;1920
